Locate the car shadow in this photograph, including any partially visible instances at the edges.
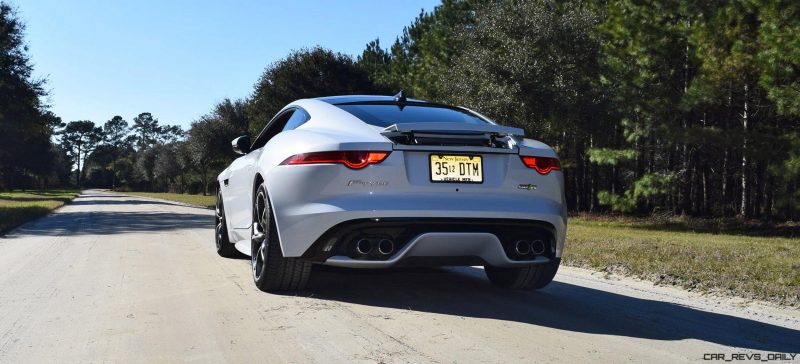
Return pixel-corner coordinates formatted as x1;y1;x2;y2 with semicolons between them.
304;265;800;352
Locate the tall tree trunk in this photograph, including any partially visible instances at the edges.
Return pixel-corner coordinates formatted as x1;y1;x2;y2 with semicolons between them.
111;157;117;191
76;144;83;188
582;140;589;211
702;167;708;216
765;174;773;222
202;168;208;196
681;21;691;215
722;148;728;214
589;134;596;212
792;180;798;221
754;162;764;219
740;83;749;217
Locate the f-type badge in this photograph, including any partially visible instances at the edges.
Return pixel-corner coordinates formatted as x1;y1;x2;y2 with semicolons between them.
518;183;538;191
347;180;388;187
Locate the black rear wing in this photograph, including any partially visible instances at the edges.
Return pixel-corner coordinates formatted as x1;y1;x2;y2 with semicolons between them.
381;122;524;148
383;122;524;136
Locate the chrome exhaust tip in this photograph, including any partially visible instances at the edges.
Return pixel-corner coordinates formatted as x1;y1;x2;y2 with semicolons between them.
514;240;531;255
531;240;546;255
377;239;395;255
355;239;373;255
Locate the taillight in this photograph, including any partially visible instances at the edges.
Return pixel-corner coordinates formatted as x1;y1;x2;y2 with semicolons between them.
520;156;561;175
280;151;390;169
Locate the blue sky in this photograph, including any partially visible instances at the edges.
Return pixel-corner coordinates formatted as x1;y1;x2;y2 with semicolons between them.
18;0;438;129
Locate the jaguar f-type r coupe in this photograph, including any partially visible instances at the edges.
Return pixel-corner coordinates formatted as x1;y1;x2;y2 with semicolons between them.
215;93;567;292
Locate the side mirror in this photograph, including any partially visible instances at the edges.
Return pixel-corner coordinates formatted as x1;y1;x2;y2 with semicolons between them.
232;135;250;155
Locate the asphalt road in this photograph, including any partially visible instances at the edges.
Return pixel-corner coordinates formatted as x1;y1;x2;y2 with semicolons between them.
1;191;798;363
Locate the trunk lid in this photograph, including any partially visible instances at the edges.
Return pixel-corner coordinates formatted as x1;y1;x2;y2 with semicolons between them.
380;122;531;189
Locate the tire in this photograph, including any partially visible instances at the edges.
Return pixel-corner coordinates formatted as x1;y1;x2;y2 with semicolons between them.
251;184;311;292
215;189;239;258
485;258;561;290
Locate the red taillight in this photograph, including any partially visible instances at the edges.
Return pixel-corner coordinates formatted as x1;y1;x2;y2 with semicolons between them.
520;156;561;175
280;151;390;169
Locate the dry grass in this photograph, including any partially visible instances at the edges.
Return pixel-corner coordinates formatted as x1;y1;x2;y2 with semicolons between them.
563;217;800;306
122;192;215;209
0;190;79;234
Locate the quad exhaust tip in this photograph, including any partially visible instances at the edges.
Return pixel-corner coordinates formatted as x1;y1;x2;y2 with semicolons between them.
514;239;546;256
355;238;395;256
377;239;395;255
355;239;373;255
514;240;531;255
531;239;546;255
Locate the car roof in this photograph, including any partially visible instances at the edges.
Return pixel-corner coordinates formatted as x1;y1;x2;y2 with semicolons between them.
313;95;425;104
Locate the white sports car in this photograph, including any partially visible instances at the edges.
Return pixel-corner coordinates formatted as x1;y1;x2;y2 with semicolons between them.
215;93;567;292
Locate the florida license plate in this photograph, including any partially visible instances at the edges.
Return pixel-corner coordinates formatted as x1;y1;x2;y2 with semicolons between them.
429;154;483;183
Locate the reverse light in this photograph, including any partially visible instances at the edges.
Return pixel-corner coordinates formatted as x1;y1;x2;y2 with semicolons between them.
280;151;390;169
520;156;561;175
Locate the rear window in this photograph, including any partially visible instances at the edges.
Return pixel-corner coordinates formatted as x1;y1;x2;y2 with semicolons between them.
335;102;487;128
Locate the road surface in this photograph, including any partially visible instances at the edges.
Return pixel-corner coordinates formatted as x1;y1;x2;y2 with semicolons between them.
0;191;798;363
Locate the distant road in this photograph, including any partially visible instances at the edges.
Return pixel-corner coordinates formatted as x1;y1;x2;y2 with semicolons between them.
0;190;798;363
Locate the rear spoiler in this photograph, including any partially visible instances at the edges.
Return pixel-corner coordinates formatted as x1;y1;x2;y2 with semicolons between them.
382;122;524;136
382;122;523;149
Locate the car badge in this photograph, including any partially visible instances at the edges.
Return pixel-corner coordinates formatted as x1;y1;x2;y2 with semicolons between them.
347;180;388;187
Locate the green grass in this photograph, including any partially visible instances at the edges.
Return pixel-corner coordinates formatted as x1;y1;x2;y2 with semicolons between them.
564;217;800;306
0;190;79;234
122;192;216;209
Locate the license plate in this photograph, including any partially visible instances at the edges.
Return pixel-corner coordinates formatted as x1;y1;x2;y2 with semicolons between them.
429;154;483;183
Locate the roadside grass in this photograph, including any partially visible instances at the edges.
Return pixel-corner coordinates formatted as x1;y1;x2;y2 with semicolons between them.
571;212;799;237
0;190;79;234
564;217;800;306
122;192;215;209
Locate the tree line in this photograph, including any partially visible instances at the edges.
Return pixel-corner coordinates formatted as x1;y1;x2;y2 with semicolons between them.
359;0;800;221
2;0;798;221
0;4;63;190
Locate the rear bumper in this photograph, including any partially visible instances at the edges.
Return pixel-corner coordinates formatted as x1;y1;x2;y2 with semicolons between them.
264;162;567;259
269;193;567;258
300;217;559;268
323;232;552;268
